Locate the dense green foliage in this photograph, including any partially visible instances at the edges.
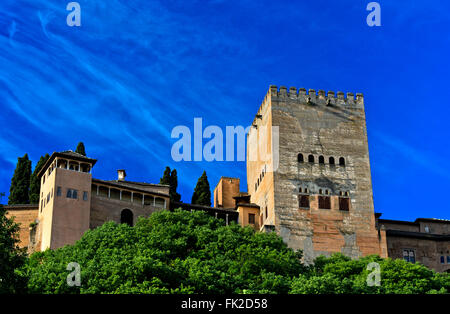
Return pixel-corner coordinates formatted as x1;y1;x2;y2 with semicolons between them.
0;205;27;293
5;210;450;294
29;154;50;204
160;167;181;203
191;171;211;206
75;142;86;156
8;154;32;205
290;253;449;294
24;209;303;294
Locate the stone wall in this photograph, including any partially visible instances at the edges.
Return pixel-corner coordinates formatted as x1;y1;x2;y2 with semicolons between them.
4;205;39;250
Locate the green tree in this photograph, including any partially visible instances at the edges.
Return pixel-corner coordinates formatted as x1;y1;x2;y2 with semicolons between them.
24;209;304;294
191;171;211;206
75;142;86;156
289;253;450;294
8;154;32;205
159;166;171;186
29;154;50;204
0;204;27;293
169;169;181;203
160;167;181;203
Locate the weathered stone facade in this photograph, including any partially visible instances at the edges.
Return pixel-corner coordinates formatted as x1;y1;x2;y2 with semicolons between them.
247;85;387;263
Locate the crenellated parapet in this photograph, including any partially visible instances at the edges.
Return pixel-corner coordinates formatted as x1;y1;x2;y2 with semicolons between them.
267;85;364;108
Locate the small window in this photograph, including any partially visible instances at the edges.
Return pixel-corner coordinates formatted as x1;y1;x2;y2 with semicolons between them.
299;195;310;208
67;189;78;199
339;157;345;166
339;197;350;211
424;226;430;233
447;256;450;264
46;193;50;203
403;249;415;263
441;256;445;264
318;196;331;209
57;186;62;196
299;187;302;193
83;191;88;201
319;156;325;164
308;155;314;163
248;213;255;224
265;207;268;219
298;153;304;163
319;189;323;195
329;157;335;165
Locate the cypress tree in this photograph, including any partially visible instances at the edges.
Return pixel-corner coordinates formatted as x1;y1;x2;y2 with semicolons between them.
75;142;86;156
170;169;182;203
8;154;32;205
29;154;50;204
0;204;27;293
191;171;211;206
160;166;171;186
160;167;182;203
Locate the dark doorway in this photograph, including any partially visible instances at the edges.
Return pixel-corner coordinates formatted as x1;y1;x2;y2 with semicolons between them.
121;209;134;226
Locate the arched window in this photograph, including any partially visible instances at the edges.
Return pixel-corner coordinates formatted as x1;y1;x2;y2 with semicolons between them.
319;189;323;195
339;157;345;166
120;209;133;226
299;187;303;193
319;156;325;164
297;153;304;163
308;155;314;163
329;157;335;165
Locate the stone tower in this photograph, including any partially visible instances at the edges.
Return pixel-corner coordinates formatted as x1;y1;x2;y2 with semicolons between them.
247;85;387;263
213;177;240;208
36;151;97;251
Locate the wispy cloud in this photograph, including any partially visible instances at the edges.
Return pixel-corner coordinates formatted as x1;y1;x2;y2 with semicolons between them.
371;130;450;180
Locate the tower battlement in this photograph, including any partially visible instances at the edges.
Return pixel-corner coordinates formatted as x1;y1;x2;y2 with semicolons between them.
253;84;365;127
267;85;364;107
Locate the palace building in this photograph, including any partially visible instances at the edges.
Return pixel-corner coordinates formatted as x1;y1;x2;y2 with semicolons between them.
5;85;449;272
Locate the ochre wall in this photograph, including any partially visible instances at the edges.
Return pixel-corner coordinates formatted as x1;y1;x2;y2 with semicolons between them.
4;205;38;250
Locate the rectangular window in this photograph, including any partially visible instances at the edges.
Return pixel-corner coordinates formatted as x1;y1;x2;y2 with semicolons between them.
248;213;255;224
447;256;450;264
57;186;62;196
299;195;310;208
403;249;415;263
339;197;350;211
441;256;445;264
66;189;78;199
318;196;331;209
46;193;50;204
83;191;88;201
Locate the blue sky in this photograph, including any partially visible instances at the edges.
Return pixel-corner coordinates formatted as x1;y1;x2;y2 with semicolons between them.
0;0;449;221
